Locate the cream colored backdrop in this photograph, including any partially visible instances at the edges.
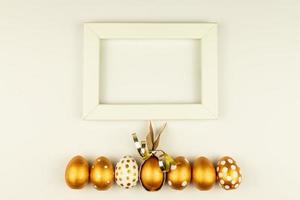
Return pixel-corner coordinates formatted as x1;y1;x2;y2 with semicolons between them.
0;0;300;199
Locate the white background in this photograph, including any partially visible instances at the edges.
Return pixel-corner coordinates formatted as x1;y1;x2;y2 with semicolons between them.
1;0;300;200
99;39;202;104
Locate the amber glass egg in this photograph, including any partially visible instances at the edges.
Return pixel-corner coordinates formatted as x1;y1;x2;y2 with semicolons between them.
90;156;114;190
140;156;165;191
167;156;191;190
192;156;216;190
65;155;89;189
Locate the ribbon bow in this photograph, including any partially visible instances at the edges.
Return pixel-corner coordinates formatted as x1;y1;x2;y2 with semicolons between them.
132;122;176;172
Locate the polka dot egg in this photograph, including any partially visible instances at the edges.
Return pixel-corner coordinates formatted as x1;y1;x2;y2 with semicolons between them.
216;156;242;190
115;155;139;189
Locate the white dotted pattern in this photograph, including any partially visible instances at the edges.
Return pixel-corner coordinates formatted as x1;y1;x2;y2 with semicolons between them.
115;156;139;189
181;181;187;187
216;156;242;190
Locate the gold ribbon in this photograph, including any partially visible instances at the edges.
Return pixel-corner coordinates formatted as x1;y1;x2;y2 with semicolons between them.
131;122;176;172
132;133;151;160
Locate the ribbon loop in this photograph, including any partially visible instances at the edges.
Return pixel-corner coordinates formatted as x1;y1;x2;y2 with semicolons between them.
155;150;176;172
132;133;151;160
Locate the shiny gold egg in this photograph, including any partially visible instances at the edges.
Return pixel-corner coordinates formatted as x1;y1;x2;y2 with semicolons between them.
216;156;242;190
65;155;89;189
192;156;216;190
90;156;114;190
140;156;165;191
167;156;191;190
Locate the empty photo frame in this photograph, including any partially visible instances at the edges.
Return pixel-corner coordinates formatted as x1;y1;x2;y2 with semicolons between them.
83;23;218;120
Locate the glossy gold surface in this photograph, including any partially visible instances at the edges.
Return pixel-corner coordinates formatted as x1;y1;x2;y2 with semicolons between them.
140;156;165;191
65;155;89;189
216;156;242;190
167;156;191;190
192;156;216;190
90;156;114;190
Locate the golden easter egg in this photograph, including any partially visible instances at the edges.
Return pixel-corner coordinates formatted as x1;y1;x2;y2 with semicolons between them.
216;156;242;190
192;156;216;190
90;156;114;190
140;156;165;191
167;156;191;190
65;155;89;189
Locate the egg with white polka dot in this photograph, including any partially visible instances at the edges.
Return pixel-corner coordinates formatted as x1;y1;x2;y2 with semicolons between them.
115;155;139;189
216;156;242;190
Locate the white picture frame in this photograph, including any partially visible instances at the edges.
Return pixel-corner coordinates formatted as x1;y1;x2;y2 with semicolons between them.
83;22;218;120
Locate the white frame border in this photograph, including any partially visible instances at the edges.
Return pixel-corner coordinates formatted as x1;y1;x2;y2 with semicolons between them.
83;23;218;120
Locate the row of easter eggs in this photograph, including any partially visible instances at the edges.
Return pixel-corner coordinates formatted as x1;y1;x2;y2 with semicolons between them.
65;155;242;191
